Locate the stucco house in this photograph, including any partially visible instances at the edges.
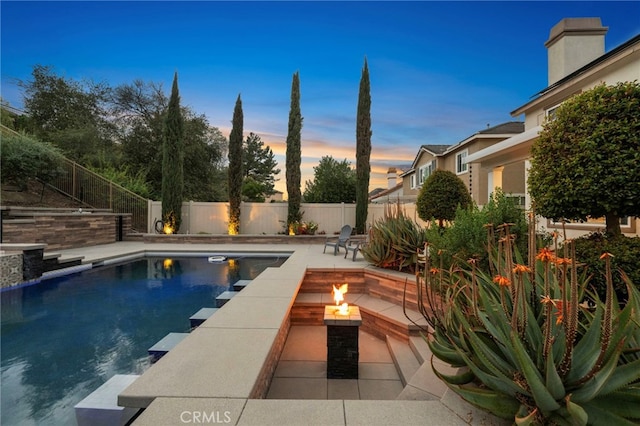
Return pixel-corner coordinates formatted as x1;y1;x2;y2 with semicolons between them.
465;17;640;238
400;121;524;204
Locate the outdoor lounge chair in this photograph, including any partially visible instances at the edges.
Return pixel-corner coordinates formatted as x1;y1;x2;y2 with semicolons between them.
344;236;366;261
323;224;352;255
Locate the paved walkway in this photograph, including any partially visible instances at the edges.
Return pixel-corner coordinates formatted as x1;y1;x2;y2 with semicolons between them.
268;326;404;400
56;241;505;425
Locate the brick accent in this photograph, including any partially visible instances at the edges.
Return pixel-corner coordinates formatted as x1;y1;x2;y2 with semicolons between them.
2;213;132;250
300;269;366;293
250;316;291;399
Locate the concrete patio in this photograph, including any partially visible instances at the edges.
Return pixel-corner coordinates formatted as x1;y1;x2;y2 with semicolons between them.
53;241;506;425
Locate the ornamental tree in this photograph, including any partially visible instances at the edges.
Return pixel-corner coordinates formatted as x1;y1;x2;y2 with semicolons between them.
355;58;372;234
286;72;303;229
228;94;243;234
161;72;184;233
528;81;640;237
416;169;472;228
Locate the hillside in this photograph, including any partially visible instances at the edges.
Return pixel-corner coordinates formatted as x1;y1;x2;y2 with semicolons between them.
1;179;84;208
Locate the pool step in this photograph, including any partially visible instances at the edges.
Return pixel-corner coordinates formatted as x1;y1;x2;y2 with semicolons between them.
148;333;189;363
74;374;140;426
215;290;240;307
232;279;252;291
189;307;219;328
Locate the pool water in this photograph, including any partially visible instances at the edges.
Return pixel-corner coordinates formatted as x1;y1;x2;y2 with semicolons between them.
0;255;286;425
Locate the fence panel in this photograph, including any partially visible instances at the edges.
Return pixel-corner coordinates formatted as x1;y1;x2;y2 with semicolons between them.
147;201;426;235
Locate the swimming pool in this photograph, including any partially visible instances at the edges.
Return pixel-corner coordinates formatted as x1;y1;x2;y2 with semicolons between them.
0;254;287;425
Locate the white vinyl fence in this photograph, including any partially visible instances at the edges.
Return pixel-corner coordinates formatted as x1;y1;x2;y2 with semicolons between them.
147;201;428;235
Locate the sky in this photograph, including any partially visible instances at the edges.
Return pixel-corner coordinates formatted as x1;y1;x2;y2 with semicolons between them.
2;1;639;195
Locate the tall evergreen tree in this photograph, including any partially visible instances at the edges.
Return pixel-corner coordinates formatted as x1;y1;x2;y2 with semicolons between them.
286;72;303;231
242;132;280;201
228;94;243;234
161;72;184;233
355;58;372;234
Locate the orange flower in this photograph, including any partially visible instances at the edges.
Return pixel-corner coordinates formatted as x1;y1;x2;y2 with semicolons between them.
554;257;572;266
429;267;439;275
599;252;615;260
492;275;511;287
536;248;555;263
553;300;567;325
513;264;532;274
540;295;555;306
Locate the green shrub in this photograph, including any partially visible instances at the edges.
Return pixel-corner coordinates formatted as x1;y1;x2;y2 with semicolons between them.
1;133;64;189
572;232;640;302
416;169;471;227
88;165;151;198
425;190;529;270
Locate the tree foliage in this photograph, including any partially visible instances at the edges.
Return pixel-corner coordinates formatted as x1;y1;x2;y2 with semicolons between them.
528;81;640;237
1;133;64;190
242;132;280;202
161;72;184;233
18;65;115;164
303;156;356;203
286;72;303;226
356;58;372;234
111;79;226;200
228;94;243;234
416;169;472;227
19;66;227;201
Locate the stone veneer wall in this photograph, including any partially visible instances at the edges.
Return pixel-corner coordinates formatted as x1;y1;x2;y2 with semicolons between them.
0;252;23;288
2;214;132;250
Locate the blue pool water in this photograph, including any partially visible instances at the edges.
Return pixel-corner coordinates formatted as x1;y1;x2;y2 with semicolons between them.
0;255;286;425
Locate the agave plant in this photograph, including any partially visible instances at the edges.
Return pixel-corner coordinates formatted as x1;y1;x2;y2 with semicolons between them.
360;201;426;272
416;218;640;425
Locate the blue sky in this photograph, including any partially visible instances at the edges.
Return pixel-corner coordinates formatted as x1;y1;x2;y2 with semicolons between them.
2;1;639;193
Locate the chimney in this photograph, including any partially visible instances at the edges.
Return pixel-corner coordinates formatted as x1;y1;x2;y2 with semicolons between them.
387;167;397;189
545;18;608;85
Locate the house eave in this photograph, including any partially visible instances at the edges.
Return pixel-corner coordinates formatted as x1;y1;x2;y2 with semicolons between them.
465;126;542;166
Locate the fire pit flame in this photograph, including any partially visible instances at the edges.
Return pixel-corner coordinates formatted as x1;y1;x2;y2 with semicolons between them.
332;283;349;314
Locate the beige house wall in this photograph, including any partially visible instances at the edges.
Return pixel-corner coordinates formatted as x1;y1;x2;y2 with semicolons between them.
523;46;640;130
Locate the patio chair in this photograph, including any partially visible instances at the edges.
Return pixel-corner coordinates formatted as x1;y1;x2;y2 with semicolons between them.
344;226;371;261
323;224;352;256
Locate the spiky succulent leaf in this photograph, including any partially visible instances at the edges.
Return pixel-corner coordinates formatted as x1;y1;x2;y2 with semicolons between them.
564;395;588;425
437;382;520;420
546;348;565;400
511;331;561;412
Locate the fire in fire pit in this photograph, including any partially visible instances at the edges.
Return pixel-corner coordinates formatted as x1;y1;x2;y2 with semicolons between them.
332;283;349;315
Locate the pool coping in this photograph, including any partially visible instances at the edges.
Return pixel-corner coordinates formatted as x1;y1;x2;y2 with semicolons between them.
56;242;502;425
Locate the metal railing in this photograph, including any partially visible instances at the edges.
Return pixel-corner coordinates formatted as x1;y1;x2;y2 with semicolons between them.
1;124;149;230
50;159;149;232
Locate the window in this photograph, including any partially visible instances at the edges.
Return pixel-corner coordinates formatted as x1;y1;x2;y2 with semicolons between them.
410;174;416;189
418;160;436;185
456;150;468;174
545;102;563;122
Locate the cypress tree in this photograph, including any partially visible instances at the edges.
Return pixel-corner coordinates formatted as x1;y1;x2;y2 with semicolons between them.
355;58;372;234
228;94;243;234
286;72;303;231
161;72;184;233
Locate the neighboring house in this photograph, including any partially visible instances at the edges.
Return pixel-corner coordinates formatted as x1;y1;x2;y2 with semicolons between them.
465;17;640;238
400;122;524;205
370;167;405;203
265;190;284;203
